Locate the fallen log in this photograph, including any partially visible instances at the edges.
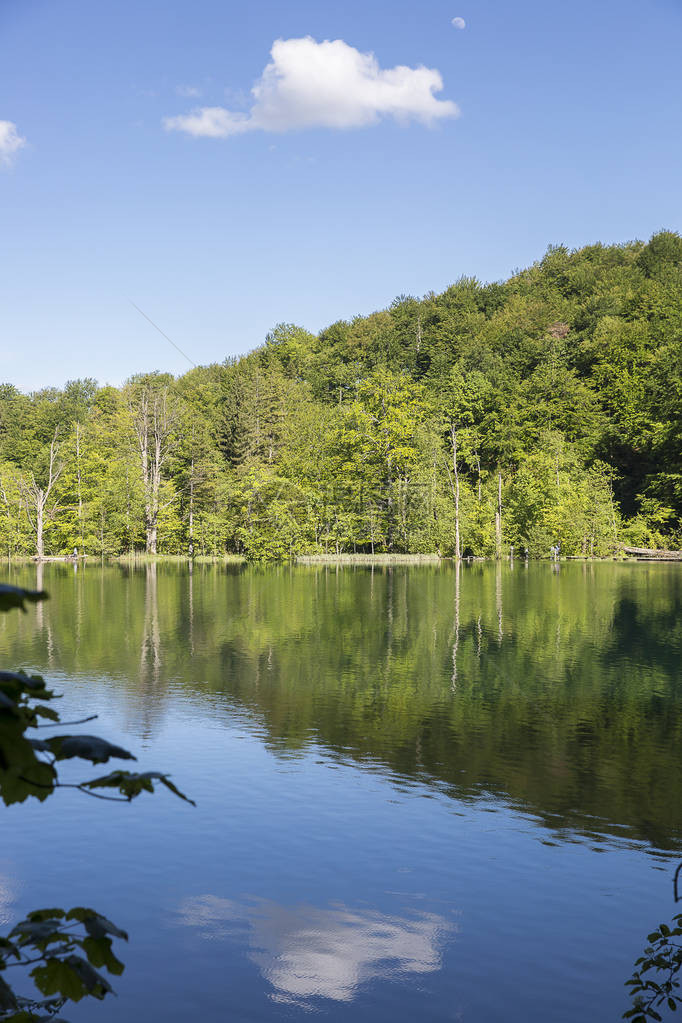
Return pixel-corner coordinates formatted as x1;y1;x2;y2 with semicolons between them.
623;546;682;561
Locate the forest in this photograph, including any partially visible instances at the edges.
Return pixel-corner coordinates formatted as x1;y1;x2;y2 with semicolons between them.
1;230;681;561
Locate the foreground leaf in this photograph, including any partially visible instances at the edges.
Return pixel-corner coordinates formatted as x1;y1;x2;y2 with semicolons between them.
65;908;128;941
42;735;136;765
83;769;196;805
0;586;47;614
0;973;18;1011
32;954;112;1003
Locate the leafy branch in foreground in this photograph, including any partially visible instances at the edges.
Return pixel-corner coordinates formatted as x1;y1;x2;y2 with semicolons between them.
0;907;127;1022
624;913;682;1020
0;584;193;1021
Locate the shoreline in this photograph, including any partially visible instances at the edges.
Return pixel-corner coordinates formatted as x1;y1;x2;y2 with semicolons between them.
3;553;681;567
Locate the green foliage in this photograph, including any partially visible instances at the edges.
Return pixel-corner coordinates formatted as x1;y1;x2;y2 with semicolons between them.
0;905;127;1021
2;231;682;559
82;769;195;804
624;914;682;1021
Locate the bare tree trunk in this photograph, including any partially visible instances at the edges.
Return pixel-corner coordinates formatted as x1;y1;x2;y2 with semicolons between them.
385;457;394;551
188;457;194;557
0;476;13;558
75;422;83;549
150;428;163;555
399;476;409;548
609;487;618;542
19;430;62;559
130;384;177;556
136;392;153;552
495;467;503;559
124;463;132;553
450;422;461;560
35;501;46;559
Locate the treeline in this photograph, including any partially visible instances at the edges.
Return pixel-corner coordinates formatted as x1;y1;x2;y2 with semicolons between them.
1;231;681;560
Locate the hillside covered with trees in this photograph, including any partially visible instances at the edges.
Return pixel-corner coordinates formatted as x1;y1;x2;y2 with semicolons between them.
1;231;681;560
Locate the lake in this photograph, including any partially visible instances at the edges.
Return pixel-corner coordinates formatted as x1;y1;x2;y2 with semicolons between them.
1;561;681;1021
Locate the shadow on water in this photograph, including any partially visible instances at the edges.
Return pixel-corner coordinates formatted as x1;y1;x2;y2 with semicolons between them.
1;560;681;852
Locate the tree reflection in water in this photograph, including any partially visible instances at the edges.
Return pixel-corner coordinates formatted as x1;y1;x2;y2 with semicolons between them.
2;561;681;848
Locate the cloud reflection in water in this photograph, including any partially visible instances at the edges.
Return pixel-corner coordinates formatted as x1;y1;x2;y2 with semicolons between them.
0;874;17;927
178;895;454;1005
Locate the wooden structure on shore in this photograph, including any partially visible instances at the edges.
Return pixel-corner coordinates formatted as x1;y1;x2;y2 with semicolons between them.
623;546;682;561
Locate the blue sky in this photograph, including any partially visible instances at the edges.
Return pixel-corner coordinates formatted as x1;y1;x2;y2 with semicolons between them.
1;0;681;391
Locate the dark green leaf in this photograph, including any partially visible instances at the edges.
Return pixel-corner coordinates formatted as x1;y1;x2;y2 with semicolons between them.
32;706;60;722
62;954;113;999
81;936;125;976
27;910;66;923
153;773;197;806
0;756;56;805
0;585;47;614
31;958;86;1002
45;735;136;764
0;972;18;1011
66;908;128;941
32;954;112;1003
83;769;195;805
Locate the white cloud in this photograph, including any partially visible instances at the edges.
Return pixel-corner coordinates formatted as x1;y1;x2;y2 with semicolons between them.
451;17;466;29
176;84;202;98
164;36;459;138
0;121;27;167
166;106;251;137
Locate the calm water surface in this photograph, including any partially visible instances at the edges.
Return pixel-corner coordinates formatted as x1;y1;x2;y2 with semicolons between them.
1;562;681;1021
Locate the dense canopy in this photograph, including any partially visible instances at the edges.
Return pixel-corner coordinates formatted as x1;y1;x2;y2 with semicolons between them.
2;231;681;560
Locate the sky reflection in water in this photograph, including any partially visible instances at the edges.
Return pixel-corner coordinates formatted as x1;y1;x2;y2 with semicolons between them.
0;561;681;1021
